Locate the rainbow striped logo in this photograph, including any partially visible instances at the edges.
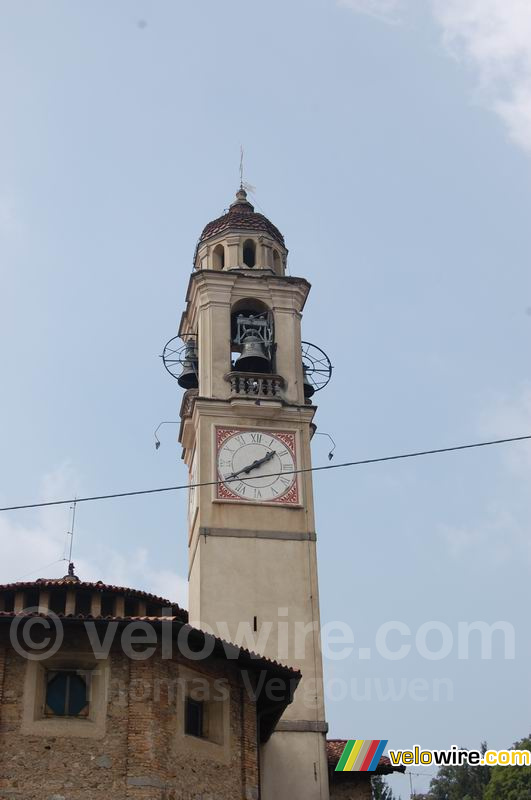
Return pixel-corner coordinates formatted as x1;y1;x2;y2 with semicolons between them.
335;739;388;772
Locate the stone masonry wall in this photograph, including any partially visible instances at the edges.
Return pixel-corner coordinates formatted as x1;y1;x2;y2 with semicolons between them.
0;644;129;798
0;647;5;706
329;773;373;800
0;632;260;800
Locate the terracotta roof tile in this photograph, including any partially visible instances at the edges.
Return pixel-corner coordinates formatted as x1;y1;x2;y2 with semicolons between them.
0;609;301;679
199;209;285;247
0;577;300;683
196;189;285;255
0;579;185;616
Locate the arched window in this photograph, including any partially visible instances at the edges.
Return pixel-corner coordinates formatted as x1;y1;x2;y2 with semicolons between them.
272;250;281;274
212;244;225;270
243;239;256;268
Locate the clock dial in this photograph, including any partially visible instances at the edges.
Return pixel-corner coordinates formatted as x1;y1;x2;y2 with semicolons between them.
216;428;299;504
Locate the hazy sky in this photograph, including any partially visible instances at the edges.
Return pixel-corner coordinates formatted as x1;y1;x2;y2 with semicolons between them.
1;1;530;794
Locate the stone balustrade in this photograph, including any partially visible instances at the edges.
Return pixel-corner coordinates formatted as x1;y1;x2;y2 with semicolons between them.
225;371;285;399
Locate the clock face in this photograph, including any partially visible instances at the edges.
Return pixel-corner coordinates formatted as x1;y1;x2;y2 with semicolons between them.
216;428;299;505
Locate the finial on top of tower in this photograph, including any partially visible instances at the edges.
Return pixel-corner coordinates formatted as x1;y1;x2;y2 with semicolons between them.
230;186;254;212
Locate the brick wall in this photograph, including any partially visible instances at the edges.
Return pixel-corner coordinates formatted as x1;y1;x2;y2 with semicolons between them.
0;631;260;800
329;773;373;800
0;646;5;706
240;686;260;800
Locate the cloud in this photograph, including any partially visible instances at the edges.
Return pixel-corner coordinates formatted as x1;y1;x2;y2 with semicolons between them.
439;510;530;564
338;0;531;156
0;462;79;584
337;0;402;24
439;385;531;564
432;0;531;155
0;463;187;608
478;383;531;479
84;545;188;608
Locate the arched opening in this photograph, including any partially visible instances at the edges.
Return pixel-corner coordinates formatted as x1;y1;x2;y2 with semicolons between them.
212;244;225;270
231;298;273;373
242;239;256;268
272;249;281;274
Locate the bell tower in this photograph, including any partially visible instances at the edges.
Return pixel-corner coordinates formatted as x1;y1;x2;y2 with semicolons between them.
173;188;330;800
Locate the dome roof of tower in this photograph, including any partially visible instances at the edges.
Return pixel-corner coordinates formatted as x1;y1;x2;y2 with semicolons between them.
198;189;285;249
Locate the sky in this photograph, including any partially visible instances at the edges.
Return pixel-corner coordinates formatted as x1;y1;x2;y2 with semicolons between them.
1;1;530;795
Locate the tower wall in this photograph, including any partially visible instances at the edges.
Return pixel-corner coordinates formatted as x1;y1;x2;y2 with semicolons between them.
179;192;330;800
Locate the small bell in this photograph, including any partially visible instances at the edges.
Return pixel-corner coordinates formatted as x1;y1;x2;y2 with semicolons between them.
178;341;199;389
234;334;271;373
303;364;315;398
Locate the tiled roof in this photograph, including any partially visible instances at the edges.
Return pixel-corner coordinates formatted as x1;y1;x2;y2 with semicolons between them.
0;608;301;744
326;740;406;775
0;578;184;611
0;610;182;623
198;189;285;249
0;578;165;597
0;607;299;679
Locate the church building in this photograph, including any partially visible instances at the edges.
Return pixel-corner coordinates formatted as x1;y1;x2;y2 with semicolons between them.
0;188;403;799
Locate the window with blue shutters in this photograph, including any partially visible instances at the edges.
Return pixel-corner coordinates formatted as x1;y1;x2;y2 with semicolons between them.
45;670;89;717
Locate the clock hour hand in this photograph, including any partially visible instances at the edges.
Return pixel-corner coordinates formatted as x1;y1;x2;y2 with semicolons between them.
226;450;276;480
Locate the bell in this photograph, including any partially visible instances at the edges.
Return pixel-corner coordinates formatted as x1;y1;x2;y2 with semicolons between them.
234;334;271;373
178;341;199;389
303;364;315;398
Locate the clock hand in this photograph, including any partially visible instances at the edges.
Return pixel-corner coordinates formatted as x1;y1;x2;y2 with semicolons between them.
242;449;276;474
226;450;276;480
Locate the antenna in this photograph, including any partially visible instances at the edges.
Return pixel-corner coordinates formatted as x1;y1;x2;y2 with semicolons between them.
67;499;77;564
239;146;257;195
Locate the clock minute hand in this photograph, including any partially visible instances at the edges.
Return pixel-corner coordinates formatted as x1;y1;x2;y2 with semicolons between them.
226;450;276;480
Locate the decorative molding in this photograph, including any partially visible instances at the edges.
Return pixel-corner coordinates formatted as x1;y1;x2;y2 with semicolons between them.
274;720;329;734
199;528;316;542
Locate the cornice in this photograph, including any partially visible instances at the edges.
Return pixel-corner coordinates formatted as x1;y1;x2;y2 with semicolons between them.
179;270;312;335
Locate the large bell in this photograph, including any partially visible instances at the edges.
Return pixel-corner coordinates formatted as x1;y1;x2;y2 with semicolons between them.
178;341;199;389
303;364;315;399
234;334;271;373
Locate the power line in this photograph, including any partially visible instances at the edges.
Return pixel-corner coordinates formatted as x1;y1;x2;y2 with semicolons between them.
0;433;529;513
